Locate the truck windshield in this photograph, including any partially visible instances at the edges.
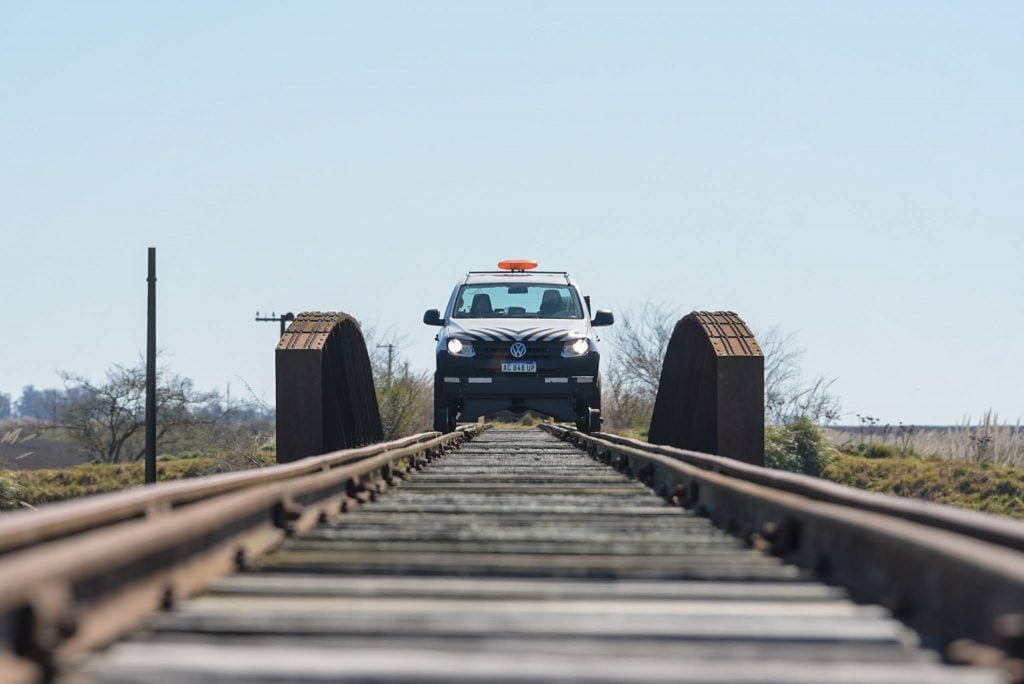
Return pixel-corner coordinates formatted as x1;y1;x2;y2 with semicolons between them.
453;284;584;319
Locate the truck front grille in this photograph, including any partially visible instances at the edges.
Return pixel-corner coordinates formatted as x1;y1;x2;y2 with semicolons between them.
473;341;564;359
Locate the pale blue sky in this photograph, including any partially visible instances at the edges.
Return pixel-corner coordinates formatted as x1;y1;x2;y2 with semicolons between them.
2;2;1021;424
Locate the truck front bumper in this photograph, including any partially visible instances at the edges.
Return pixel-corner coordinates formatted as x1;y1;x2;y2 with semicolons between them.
436;373;600;422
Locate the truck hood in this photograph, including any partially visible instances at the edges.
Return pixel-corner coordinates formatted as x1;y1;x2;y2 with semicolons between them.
446;318;587;343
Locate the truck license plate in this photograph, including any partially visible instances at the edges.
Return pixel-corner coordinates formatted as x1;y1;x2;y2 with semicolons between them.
501;361;537;373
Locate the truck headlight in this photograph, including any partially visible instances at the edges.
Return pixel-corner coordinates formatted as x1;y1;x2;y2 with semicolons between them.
561;338;590;357
447;338;476;357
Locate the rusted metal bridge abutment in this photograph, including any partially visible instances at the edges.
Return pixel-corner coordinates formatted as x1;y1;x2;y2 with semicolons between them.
276;312;383;463
650;311;765;466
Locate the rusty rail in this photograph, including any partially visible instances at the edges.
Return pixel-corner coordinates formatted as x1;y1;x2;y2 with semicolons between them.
0;432;443;559
0;426;485;683
542;423;1024;677
592;430;1024;553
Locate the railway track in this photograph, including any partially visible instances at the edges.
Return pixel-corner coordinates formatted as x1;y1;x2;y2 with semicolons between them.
20;428;1011;683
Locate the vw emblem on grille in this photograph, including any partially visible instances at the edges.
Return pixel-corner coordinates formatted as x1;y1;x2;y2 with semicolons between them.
509;342;527;358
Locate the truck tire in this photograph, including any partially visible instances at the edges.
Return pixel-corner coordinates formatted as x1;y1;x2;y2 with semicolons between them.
433;404;457;433
433;382;457;433
576;406;601;433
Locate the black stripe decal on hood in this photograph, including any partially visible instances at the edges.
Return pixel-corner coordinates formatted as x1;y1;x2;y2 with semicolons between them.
455;327;580;344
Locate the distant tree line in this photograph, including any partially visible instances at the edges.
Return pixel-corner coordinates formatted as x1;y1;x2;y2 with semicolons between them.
1;382;273;424
1;386;74;420
2;361;275;465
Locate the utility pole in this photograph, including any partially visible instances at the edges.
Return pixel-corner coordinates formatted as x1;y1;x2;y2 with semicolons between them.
256;311;295;338
377;344;395;385
145;248;157;484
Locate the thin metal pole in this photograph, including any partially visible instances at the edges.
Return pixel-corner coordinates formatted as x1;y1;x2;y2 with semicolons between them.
256;311;294;339
145;247;157;484
279;312;295;337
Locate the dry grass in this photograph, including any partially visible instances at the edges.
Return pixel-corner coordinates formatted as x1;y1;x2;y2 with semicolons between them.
828;411;1024;467
0;450;275;510
823;411;1024;517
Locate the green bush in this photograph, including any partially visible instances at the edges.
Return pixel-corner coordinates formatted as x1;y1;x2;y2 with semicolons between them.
0;476;25;510
765;418;836;476
862;443;900;459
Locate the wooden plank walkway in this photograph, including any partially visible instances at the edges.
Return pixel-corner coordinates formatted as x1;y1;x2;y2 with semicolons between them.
74;429;1005;683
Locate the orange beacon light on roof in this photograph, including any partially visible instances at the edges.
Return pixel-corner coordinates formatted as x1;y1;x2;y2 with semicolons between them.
498;260;538;271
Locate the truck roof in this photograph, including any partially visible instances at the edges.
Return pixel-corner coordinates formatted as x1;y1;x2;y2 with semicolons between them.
462;271;574;286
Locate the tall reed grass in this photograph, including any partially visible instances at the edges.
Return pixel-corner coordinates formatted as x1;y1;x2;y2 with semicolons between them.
829;410;1024;467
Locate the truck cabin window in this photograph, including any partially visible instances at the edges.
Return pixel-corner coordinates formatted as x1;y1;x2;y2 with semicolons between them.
453;284;584;319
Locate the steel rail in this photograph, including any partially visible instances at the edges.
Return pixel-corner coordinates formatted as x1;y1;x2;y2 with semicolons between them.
0;427;484;683
0;431;451;558
591;430;1024;552
541;424;1024;677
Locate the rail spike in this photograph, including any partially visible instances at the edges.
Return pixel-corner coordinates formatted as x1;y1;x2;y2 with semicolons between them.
276;312;384;462
648;311;764;466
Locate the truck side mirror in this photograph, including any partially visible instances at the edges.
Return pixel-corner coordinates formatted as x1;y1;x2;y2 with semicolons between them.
591;310;614;327
423;309;444;326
